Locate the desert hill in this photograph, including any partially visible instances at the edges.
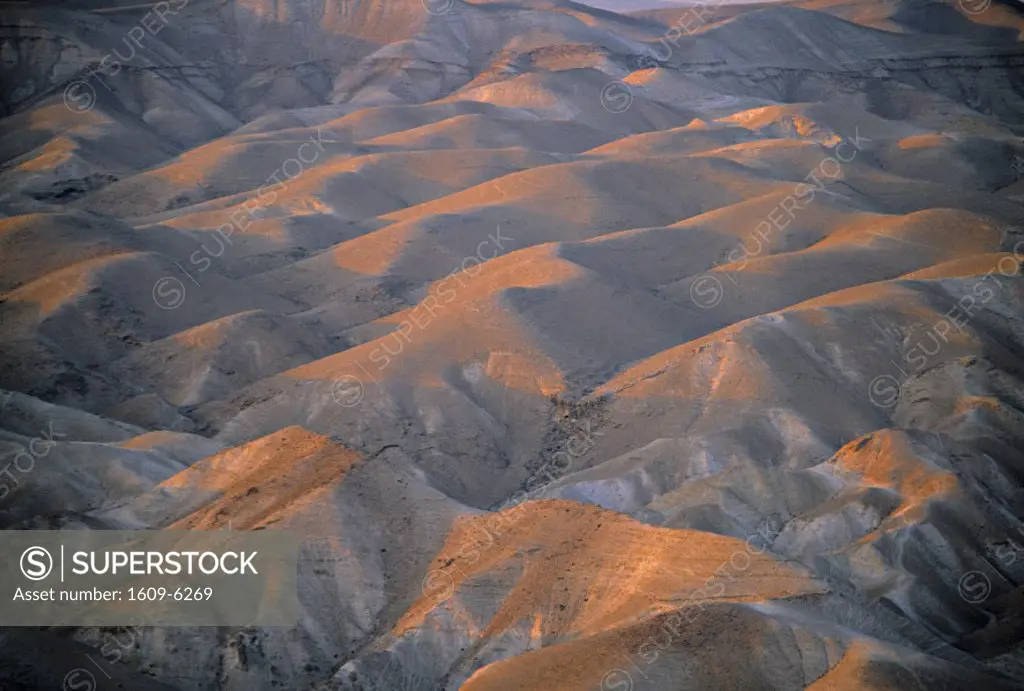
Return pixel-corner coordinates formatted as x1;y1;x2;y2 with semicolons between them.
1;0;1024;688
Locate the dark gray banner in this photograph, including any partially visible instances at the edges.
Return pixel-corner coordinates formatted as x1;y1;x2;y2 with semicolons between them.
2;530;297;626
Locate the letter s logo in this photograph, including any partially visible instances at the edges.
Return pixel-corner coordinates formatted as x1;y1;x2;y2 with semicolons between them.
63;669;97;691
600;81;634;114
20;546;52;581
601;669;634;691
152;277;185;310
63;81;96;113
868;375;901;409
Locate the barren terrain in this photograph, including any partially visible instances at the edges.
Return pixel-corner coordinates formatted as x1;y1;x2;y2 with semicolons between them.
2;0;1024;688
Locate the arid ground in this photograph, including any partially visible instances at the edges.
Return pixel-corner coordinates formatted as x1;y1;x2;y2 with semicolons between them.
2;0;1024;688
